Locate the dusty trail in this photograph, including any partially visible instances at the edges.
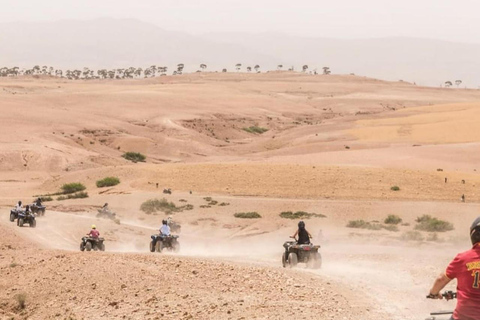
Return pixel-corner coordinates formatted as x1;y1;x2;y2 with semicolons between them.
2;208;463;320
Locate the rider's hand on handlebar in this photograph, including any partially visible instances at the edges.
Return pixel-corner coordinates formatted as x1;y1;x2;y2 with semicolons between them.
426;293;443;300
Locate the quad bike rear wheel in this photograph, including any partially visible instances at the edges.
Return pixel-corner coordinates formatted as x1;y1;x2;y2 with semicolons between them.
40;209;45;216
30;220;36;228
149;241;155;252
307;252;322;269
9;213;15;222
80;242;85;251
99;243;105;251
18;218;24;227
282;253;287;268
155;241;162;253
288;252;298;268
85;242;92;251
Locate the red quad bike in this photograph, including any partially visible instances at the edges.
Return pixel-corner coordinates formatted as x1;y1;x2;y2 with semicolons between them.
425;291;456;320
80;236;105;252
282;236;322;269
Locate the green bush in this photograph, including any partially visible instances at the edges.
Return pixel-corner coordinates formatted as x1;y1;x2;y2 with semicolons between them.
280;211;326;219
57;192;89;201
390;186;400;191
122;152;146;163
219;202;230;206
346;220;382;230
415;215;454;232
382;224;399;232
234;212;262;219
243;126;269;134
401;231;424;241
39;196;53;202
96;177;120;188
61;183;86;194
140;198;193;214
384;215;402;225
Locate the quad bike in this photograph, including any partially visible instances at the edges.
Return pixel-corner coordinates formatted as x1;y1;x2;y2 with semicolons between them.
425;291;456;320
96;208;117;220
17;211;36;228
150;234;180;253
168;220;181;233
80;236;105;251
30;203;46;216
9;209;19;222
163;188;172;194
282;237;321;269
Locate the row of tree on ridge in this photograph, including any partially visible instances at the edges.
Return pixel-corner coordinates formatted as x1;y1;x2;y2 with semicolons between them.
0;64;332;80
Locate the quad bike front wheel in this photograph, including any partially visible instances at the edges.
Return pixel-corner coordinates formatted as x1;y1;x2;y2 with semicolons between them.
149;241;155;253
282;253;287;268
173;242;180;253
80;242;85;251
288;252;298;268
30;220;36;228
18;218;24;227
85;242;92;251
10;213;15;222
155;241;162;253
99;243;105;251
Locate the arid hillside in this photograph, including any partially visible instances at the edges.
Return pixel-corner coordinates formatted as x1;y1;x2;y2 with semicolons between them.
1;72;480;319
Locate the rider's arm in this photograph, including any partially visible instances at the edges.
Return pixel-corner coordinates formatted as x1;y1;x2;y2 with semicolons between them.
291;230;298;238
429;273;452;297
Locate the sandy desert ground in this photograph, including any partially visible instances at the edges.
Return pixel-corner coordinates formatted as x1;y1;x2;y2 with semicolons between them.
1;72;480;319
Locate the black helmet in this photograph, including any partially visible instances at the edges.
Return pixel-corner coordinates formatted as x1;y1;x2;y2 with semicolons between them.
18;200;22;205
470;216;480;245
104;203;108;206
162;219;167;225
298;221;305;229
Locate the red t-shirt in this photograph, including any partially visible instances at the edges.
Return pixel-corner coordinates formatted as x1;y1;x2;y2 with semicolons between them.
446;244;480;320
88;229;100;238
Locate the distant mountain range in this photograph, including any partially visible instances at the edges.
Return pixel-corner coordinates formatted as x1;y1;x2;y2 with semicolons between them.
1;18;479;87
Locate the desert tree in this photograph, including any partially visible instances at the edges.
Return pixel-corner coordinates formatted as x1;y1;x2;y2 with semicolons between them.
246;66;252;72
235;63;242;72
445;81;453;88
200;64;207;71
177;64;184;74
455;80;462;87
277;64;283;70
323;67;331;75
302;65;309;72
254;65;260;72
222;68;227;73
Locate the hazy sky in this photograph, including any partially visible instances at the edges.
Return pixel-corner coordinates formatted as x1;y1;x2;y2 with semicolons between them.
2;0;479;42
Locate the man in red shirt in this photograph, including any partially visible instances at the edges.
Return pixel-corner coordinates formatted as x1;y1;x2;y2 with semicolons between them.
87;225;100;238
428;217;480;320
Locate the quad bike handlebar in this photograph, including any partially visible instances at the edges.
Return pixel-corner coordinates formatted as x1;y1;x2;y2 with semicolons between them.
426;291;457;300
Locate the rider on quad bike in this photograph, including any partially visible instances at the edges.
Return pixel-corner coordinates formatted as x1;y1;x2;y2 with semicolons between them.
284;221;313;262
291;221;313;244
87;225;100;238
427;216;480;320
160;219;171;236
15;200;23;211
35;198;42;206
101;203;109;213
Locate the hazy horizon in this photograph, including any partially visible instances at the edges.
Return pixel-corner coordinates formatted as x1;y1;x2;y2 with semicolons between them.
1;0;479;44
